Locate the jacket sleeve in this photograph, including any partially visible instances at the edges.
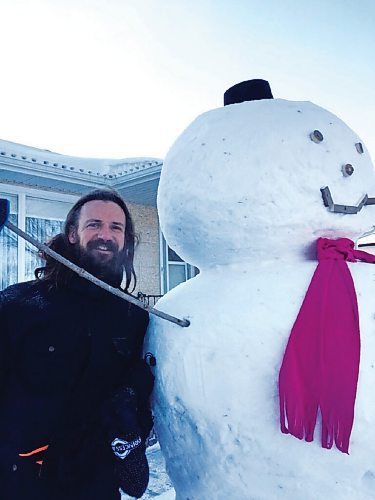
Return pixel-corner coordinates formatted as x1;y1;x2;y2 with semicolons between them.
125;307;154;439
126;359;154;440
133;307;150;360
0;292;11;397
106;309;154;498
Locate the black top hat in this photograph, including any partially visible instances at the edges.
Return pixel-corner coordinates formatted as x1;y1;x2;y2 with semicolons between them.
224;79;273;106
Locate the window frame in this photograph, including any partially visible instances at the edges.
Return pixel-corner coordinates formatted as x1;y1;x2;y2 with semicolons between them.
0;184;78;284
159;231;198;293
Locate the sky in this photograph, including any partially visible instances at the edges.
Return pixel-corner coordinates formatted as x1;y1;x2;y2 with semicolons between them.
0;0;374;161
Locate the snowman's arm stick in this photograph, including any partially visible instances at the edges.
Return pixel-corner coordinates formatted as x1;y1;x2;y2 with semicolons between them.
4;219;190;328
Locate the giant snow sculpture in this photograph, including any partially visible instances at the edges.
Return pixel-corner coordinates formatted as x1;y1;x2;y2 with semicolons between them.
146;80;375;500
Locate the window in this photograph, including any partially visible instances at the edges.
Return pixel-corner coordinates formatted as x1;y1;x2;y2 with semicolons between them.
25;218;65;280
0;193;18;290
160;234;198;293
24;197;71;281
357;229;375;256
0;188;76;288
167;247;189;290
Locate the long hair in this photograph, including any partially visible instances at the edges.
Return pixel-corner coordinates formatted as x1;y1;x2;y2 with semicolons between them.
35;189;137;291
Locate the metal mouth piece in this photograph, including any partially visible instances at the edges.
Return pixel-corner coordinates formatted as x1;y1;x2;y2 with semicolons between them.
321;186;375;214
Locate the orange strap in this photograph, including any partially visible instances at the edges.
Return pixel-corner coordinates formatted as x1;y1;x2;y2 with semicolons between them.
19;444;49;457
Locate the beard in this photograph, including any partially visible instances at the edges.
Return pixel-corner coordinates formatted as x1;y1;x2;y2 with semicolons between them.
73;238;125;287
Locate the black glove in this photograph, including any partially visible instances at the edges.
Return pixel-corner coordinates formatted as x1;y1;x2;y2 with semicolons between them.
113;437;149;498
101;387;150;498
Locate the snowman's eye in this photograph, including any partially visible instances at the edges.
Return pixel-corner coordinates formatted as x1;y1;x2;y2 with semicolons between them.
355;142;364;154
342;164;354;177
310;130;324;143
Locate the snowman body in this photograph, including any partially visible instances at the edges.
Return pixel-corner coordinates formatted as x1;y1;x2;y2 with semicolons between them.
147;99;375;499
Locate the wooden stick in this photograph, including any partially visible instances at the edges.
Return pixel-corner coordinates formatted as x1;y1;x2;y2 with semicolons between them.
5;221;190;328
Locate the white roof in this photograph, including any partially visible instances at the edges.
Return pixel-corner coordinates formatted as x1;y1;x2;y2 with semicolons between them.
0;139;163;206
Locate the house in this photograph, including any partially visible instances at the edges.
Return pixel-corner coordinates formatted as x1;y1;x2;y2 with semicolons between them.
0;139;197;297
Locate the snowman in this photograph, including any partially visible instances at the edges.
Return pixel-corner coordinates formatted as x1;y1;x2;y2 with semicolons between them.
146;80;375;500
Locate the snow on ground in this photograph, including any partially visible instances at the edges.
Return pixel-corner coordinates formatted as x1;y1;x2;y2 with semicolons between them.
121;443;175;499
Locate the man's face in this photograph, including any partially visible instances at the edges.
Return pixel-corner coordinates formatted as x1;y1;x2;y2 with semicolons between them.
68;200;126;274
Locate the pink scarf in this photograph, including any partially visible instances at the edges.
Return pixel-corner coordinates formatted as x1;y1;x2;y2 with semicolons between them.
279;237;375;453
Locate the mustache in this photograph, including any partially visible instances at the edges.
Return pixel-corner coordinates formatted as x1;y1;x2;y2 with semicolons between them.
86;239;119;253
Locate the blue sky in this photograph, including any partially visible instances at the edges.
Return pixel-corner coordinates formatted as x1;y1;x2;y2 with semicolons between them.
0;0;374;161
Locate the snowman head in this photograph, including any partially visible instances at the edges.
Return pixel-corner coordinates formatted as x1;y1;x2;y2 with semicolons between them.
158;81;375;269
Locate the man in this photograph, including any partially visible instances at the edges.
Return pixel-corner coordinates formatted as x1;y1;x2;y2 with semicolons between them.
0;189;154;500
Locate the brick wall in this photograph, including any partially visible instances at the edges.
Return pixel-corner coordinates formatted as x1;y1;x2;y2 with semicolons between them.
128;201;161;295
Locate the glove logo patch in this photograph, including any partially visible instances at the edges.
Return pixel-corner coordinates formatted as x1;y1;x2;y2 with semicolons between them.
111;436;142;459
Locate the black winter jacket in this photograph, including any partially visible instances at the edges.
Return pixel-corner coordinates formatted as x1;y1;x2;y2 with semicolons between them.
0;276;154;500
